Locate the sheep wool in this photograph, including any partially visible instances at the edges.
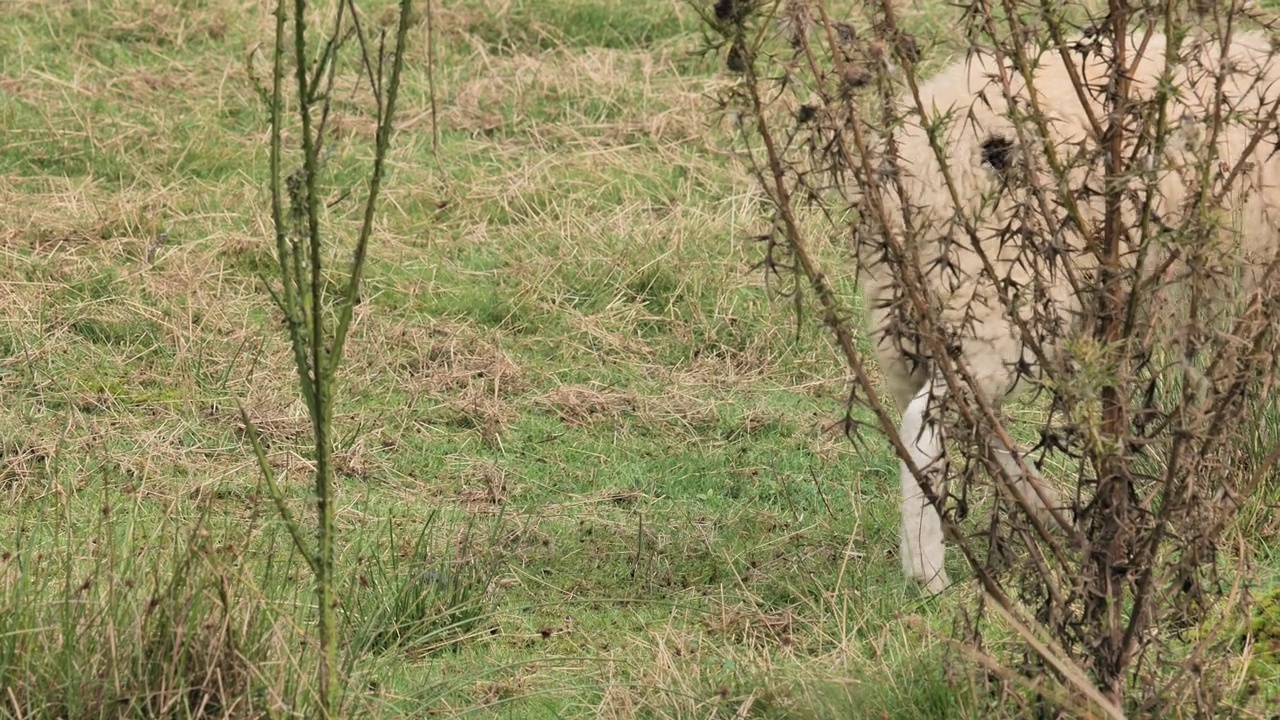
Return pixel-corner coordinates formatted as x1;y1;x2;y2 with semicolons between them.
863;30;1280;592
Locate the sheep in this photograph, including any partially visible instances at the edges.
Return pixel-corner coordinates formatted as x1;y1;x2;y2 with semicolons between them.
860;29;1280;593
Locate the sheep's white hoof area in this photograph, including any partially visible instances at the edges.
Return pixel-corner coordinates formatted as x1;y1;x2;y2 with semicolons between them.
922;571;949;595
901;531;949;594
906;566;950;594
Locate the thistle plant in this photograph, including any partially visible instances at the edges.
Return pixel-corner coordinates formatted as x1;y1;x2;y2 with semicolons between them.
239;0;415;715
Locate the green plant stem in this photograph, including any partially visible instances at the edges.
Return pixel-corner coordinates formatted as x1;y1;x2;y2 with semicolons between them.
237;399;318;575
289;4;339;714
270;2;316;415
257;0;417;715
331;0;413;369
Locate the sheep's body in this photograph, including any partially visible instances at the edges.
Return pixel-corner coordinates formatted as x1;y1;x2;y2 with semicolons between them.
868;31;1280;592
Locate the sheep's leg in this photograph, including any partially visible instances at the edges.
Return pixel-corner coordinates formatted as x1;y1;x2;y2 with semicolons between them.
991;440;1062;525
899;381;949;594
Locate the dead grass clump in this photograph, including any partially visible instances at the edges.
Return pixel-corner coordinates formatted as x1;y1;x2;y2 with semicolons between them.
679;347;776;388
536;489;652;516
99;0;228;48
456;459;511;509
395;322;527;397
344;319;524;442
217;233;275;274
633;389;722;435
562;310;657;360
591;623;790;719
538;383;638;425
0;434;54;491
325;110;380;141
703;603;795;652
0;178;173;254
228;404;311;449
436;386;517;444
723;406;791;441
2;212;100;253
113;69;196;100
333;434;390;482
432;45;704;143
533;367;785;439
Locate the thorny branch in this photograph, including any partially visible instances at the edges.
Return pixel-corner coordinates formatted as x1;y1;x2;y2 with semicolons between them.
705;0;1280;715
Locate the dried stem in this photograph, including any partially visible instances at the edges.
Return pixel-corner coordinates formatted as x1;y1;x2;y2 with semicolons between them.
251;0;415;715
705;0;1280;714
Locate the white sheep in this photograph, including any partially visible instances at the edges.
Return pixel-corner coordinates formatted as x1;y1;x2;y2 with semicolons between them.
861;29;1280;592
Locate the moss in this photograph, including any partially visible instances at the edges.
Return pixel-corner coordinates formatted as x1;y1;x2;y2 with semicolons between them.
1247;586;1280;679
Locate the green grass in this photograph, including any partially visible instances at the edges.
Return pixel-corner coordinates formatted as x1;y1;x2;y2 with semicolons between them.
0;0;1277;717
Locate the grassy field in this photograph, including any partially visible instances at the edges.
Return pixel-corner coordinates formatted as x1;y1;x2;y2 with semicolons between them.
0;0;1276;717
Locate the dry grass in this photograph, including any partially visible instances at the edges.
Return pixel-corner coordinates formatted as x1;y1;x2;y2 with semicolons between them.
0;0;1272;717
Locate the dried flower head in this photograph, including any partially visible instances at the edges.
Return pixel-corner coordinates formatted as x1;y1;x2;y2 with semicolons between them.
727;42;748;73
714;0;752;25
839;63;872;94
779;0;812;47
832;21;858;46
895;32;920;64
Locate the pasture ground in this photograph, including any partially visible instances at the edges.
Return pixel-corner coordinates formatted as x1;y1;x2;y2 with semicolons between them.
0;0;1276;717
